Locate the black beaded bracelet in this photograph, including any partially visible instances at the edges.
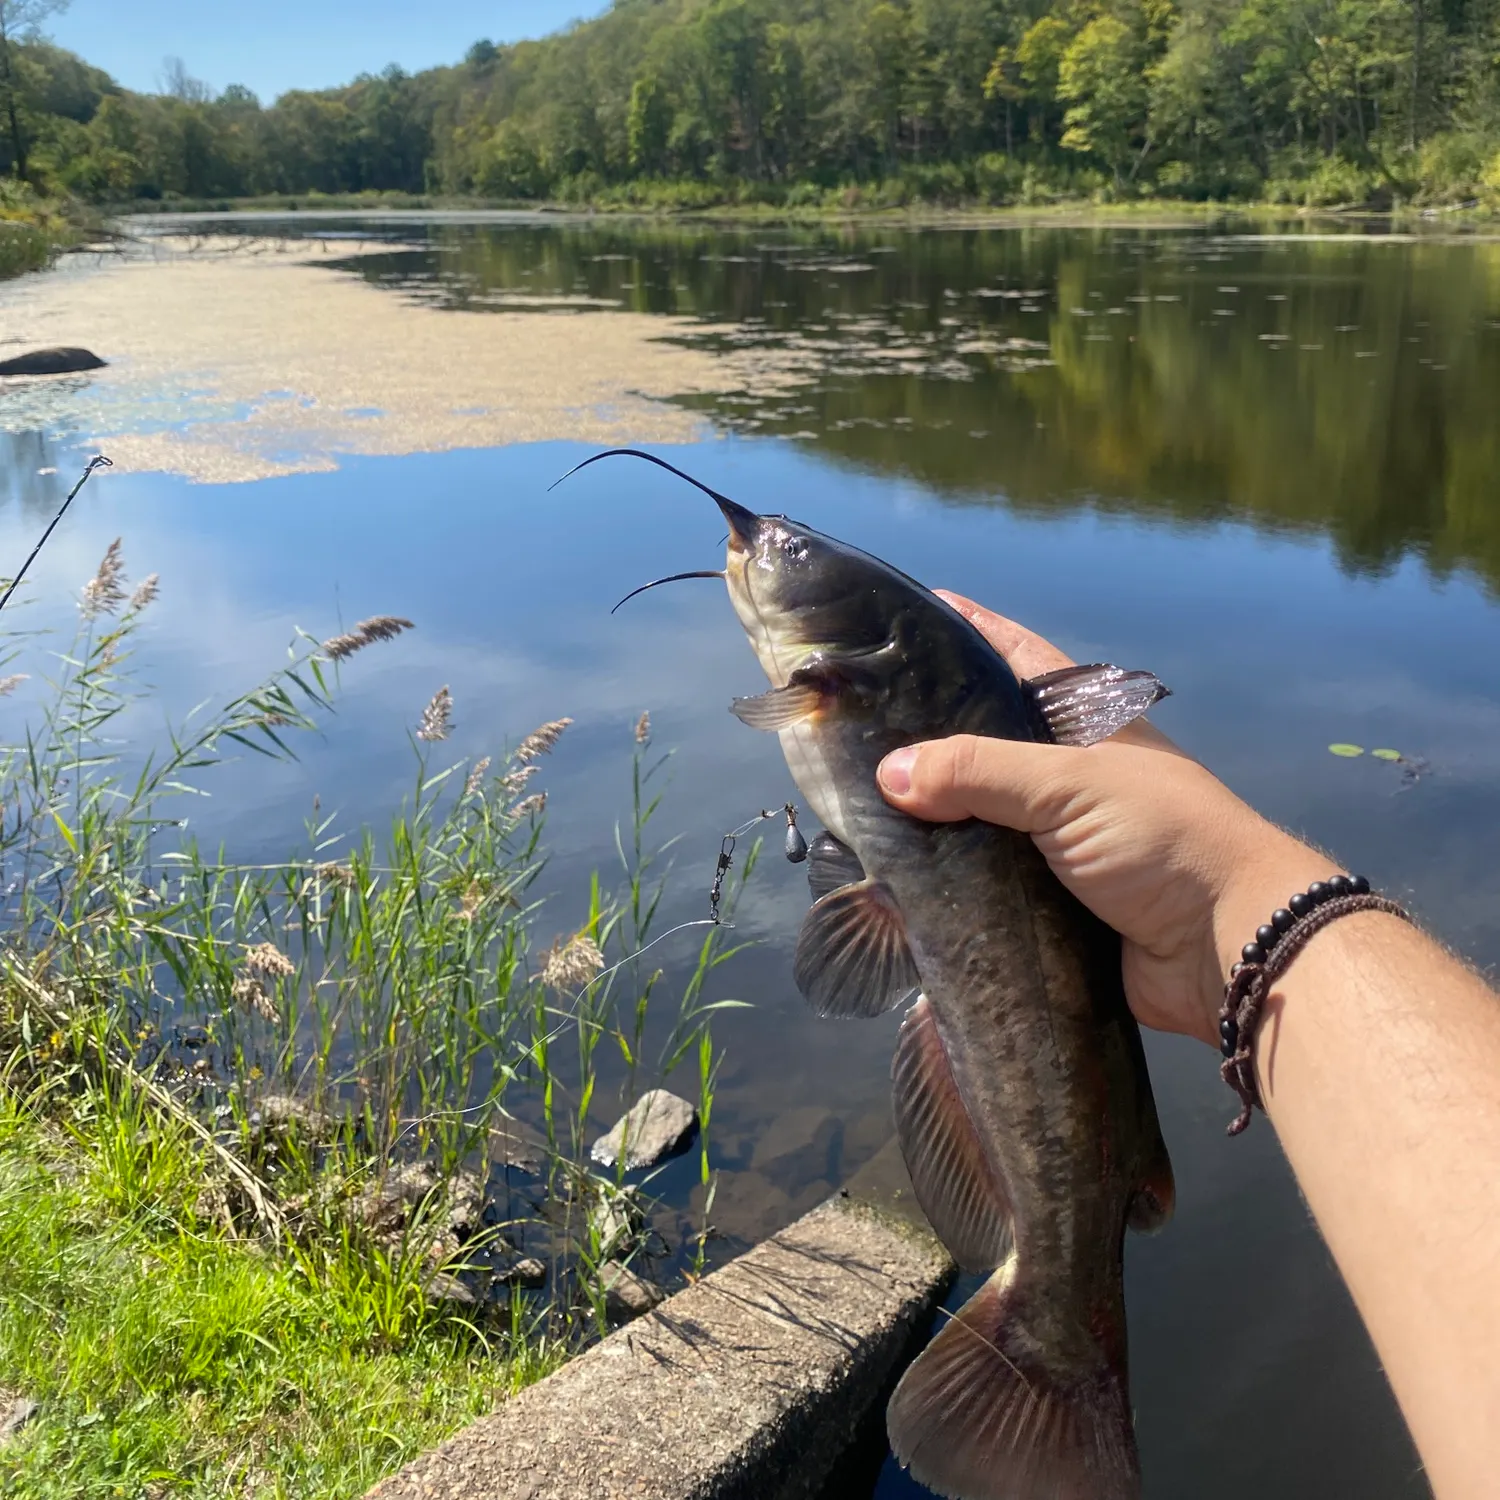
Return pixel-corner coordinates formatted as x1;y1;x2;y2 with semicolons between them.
1218;874;1409;1136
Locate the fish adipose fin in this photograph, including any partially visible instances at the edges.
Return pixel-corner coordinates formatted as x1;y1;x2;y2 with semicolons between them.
1024;664;1170;748
730;673;828;732
793;879;920;1018
888;1264;1141;1500
806;831;866;901
892;995;1012;1272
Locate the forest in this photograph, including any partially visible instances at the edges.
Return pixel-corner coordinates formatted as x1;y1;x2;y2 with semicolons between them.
2;0;1499;209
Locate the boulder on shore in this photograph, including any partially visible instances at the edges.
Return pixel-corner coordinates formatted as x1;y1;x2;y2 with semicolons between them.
0;347;106;377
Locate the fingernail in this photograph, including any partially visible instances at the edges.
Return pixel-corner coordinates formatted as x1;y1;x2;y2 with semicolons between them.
879;746;916;795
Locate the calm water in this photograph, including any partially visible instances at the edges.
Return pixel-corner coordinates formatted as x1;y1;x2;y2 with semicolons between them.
7;215;1500;1498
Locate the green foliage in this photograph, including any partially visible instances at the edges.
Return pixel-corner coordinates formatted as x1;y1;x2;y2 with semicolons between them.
4;0;1500;209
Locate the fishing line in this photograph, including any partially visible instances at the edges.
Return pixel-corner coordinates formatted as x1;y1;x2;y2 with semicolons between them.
0;454;113;615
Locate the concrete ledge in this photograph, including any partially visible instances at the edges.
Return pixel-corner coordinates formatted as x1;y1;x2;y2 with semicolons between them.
365;1168;951;1500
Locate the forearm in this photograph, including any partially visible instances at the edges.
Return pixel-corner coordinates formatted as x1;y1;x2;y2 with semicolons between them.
1226;871;1500;1500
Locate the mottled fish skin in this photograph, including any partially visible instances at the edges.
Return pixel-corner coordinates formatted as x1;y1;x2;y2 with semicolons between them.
718;500;1173;1500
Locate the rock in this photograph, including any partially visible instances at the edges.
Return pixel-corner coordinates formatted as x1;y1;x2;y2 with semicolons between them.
0;1391;37;1444
353;1162;487;1267
0;347;106;377
588;1188;642;1255
589;1089;698;1171
599;1261;664;1321
248;1092;336;1145
487;1115;548;1173
425;1272;477;1308
749;1103;840;1193
497;1255;547;1289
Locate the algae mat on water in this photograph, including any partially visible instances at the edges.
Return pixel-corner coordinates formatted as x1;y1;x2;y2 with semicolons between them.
0;235;800;483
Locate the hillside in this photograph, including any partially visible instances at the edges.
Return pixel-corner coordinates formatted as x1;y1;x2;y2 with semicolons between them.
3;0;1500;209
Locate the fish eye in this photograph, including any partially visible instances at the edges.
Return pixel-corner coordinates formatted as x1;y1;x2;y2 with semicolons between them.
781;535;807;560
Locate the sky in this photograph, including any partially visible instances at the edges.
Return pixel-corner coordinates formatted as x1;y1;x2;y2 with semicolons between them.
46;0;611;103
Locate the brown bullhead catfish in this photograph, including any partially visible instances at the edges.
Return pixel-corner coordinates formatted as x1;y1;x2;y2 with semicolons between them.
577;451;1176;1500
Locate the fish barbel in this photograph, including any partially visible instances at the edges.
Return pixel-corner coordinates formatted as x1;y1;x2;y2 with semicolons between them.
575;451;1176;1500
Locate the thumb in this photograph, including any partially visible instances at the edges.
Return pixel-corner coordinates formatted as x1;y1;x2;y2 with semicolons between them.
877;734;1082;834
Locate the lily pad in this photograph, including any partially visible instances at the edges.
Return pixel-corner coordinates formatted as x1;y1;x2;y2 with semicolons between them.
1371;748;1403;762
1327;743;1365;758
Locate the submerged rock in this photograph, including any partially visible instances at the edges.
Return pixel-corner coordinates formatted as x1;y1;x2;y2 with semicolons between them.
0;347;106;376
425;1272;477;1308
599;1261;664;1321
487;1115;547;1173
248;1092;336;1145
497;1254;547;1289
588;1188;642;1255
590;1089;698;1171
0;1391;37;1443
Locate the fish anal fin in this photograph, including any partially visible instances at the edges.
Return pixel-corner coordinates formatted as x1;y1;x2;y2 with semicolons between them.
730;678;826;732
1025;664;1170;747
892;995;1011;1272
793;879;919;1019
888;1264;1141;1500
806;831;865;901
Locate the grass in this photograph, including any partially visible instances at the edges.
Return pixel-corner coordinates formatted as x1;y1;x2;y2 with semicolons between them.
0;182;97;280
0;478;759;1495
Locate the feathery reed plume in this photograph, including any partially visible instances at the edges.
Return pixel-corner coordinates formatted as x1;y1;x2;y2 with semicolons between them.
242;942;295;978
129;574;160;611
231;976;281;1024
515;717;572;763
499;764;539;798
312;861;357;889
464;756;491;798
81;538;127;618
0;673;26;697
321;615;414;661
635;711;651;744
416;686;453;742
540;933;604;992
513;792;547;818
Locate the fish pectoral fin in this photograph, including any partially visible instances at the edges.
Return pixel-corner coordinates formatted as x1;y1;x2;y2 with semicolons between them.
729;669;830;731
892;994;1011;1272
1024;663;1171;747
793;878;920;1019
806;831;866;901
888;1263;1141;1500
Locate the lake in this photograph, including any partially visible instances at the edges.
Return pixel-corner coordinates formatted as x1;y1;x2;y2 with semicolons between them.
5;213;1498;1499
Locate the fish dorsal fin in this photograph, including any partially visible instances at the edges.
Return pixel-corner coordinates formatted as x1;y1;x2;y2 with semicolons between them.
793;878;920;1019
806;831;865;901
892;994;1012;1272
1025;664;1170;747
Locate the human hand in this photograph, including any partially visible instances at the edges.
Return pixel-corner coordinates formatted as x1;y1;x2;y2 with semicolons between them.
877;593;1331;1045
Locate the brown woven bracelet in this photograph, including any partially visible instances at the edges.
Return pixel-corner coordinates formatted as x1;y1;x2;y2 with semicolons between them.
1219;875;1410;1136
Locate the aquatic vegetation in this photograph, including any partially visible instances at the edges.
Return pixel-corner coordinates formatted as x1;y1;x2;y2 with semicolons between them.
0;531;756;1492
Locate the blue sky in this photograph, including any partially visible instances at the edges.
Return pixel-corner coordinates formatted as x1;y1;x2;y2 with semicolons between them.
47;0;611;103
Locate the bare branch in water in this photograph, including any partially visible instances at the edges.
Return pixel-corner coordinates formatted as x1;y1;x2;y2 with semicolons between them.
321;615;414;660
416;685;453;742
0;454;113;617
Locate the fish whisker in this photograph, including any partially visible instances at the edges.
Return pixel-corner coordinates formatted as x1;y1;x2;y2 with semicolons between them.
548;446;738;506
610;570;725;614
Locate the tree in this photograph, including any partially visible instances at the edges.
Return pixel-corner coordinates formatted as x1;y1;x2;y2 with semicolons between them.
159;55;209;103
1058;15;1152;183
0;0;67;180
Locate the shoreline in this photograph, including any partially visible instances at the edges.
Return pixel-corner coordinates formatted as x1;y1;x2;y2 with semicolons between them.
104;193;1500;236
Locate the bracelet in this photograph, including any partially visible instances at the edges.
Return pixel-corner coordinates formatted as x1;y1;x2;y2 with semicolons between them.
1219;874;1409;1136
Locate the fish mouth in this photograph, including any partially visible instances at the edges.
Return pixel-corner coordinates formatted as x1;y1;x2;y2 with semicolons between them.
716;495;760;554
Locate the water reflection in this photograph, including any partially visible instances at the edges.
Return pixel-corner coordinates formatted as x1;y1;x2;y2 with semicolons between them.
321;221;1500;591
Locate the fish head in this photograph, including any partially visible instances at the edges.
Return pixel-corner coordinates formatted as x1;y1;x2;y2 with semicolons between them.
717;496;898;686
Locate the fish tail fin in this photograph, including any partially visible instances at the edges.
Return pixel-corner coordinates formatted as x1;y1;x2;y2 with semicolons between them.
887;1260;1141;1500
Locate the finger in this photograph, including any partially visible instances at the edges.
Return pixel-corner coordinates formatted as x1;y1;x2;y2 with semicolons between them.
877;734;1081;832
933;590;1076;677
